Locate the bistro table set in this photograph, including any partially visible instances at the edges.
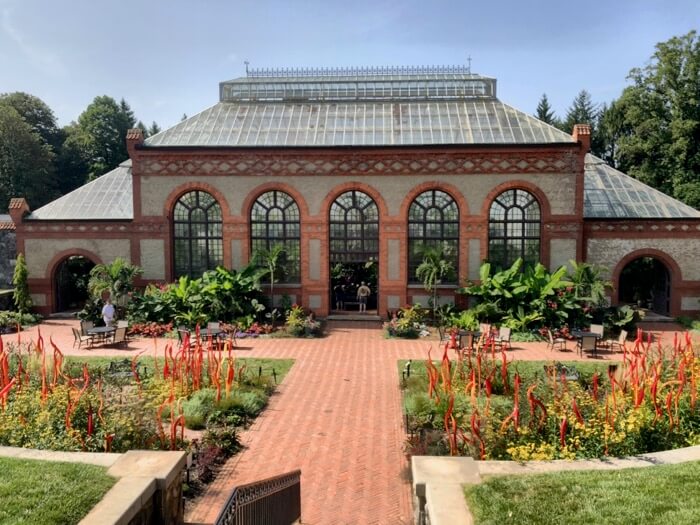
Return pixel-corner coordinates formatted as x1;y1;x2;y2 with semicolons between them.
72;320;129;349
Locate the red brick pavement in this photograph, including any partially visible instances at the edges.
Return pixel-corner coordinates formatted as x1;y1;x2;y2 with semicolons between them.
2;319;693;524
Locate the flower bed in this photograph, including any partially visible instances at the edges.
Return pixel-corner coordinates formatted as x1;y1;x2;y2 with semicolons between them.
0;333;293;497
401;331;700;460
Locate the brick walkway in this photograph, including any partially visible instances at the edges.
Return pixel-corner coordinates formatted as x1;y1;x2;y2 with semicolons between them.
1;319;689;524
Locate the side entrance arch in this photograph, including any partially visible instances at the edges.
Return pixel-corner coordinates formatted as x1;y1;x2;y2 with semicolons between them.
618;256;672;316
53;255;96;312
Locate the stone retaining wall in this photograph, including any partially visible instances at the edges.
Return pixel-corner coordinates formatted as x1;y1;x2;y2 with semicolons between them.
0;229;16;289
0;446;186;525
412;444;700;525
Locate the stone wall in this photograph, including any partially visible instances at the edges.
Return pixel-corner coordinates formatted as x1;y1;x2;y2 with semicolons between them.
0;230;16;289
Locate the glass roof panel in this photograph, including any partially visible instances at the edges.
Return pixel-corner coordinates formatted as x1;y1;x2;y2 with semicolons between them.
583;154;700;219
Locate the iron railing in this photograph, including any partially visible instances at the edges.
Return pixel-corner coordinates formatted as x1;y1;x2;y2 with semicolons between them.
213;470;301;525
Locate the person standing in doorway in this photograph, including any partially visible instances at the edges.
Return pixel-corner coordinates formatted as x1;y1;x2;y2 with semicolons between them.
357;281;371;313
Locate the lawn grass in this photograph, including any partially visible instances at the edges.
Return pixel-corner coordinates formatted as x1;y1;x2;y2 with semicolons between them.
464;461;700;525
62;356;295;383
399;358;611;387
0;457;116;525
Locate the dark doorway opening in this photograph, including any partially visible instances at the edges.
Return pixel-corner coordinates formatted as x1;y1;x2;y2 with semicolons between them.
54;256;94;312
618;257;671;315
331;261;378;312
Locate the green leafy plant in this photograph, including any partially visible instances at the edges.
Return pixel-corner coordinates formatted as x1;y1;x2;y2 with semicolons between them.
416;246;455;322
12;253;32;314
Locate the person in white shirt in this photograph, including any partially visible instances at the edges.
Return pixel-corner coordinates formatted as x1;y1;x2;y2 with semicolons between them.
101;298;115;327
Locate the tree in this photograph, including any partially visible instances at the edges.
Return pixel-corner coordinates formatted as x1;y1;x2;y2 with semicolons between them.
136;120;148;137
148;121;161;136
12;253;32;314
55;123;91;194
76;96;136;179
415;246;455;323
0;92;60;150
181;113;188;121
0;105;57;210
611;31;700;207
535;93;558;126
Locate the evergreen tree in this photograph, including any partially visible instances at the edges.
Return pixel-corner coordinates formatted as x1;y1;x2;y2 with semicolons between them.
12;253;32;314
148;121;161;136
181;113;188;121
136;120;148;137
535;93;557;125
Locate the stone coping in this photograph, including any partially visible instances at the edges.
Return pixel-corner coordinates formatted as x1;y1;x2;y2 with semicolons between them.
412;444;700;525
0;445;122;467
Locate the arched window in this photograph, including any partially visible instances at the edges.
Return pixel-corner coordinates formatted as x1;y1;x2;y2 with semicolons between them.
408;190;459;283
488;188;541;268
329;190;379;263
251;190;300;283
173;190;223;278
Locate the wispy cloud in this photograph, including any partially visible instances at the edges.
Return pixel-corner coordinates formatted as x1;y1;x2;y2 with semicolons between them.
1;7;67;77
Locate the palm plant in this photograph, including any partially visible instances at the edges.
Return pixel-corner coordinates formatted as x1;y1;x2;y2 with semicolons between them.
88;258;143;307
253;244;286;325
568;260;611;306
416;246;455;323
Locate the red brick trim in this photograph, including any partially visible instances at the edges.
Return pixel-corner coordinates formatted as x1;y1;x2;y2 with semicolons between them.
610;248;683;315
161;182;233;219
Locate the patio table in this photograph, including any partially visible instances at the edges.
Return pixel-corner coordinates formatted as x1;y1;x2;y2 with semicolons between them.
87;326;116;346
571;330;602;357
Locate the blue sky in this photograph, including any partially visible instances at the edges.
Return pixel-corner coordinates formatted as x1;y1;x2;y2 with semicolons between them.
1;0;698;130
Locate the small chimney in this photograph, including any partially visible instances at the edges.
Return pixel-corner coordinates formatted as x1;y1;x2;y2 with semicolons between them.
572;124;591;152
126;128;144;158
8;197;29;225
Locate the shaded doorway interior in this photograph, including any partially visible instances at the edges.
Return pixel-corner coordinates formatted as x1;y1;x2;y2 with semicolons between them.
618;257;671;315
331;261;378;312
329;190;379;314
54;256;94;312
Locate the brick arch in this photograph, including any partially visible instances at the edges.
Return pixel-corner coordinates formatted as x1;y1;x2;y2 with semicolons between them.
162;182;232;219
241;182;310;220
320;182;389;219
612;248;682;284
480;180;552;220
398;181;469;218
611;249;682;314
48;249;103;313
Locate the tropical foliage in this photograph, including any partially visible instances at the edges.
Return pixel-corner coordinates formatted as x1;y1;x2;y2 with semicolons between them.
127;265;267;328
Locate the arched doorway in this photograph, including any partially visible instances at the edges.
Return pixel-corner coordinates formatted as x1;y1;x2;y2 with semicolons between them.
329;190;379;313
54;256;95;312
618;257;671;315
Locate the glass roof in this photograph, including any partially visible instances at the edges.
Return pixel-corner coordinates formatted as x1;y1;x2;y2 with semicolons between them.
146;100;574;147
27;160;133;220
583;155;700;219
146;67;573;147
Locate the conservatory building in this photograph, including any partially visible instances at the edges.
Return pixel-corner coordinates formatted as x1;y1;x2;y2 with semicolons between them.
8;66;700;318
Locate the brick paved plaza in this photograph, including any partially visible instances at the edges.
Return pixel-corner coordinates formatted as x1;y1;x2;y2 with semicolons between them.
1;319;683;524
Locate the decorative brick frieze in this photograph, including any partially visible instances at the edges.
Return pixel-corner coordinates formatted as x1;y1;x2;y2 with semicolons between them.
139;151;578;178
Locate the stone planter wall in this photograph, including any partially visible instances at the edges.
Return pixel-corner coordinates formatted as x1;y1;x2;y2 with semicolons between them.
412;445;700;525
0;229;16;289
0;446;187;525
